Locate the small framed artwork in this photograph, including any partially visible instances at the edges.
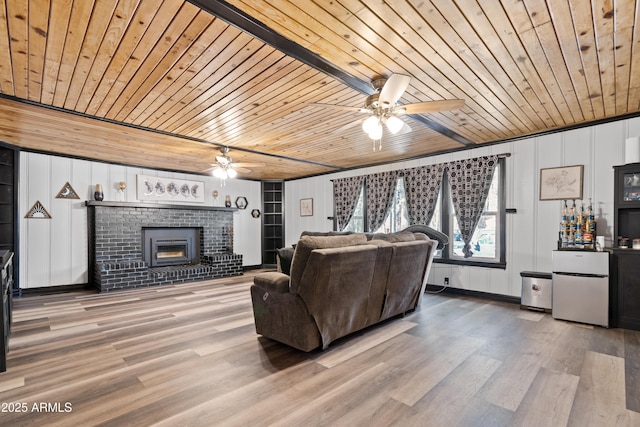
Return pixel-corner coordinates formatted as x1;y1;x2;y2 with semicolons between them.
300;198;313;216
539;165;584;201
251;209;261;218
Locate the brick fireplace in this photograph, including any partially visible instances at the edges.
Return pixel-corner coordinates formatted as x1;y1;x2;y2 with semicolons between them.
86;201;243;292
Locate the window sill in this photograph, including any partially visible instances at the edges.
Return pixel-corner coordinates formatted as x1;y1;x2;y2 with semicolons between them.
434;258;506;269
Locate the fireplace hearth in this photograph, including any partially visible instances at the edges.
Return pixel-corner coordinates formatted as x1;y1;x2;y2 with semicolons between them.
143;227;201;267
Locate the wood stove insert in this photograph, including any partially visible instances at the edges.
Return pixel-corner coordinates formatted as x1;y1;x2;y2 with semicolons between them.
143;227;201;267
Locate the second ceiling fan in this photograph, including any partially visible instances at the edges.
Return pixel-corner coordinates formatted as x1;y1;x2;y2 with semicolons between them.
312;73;465;149
204;147;264;183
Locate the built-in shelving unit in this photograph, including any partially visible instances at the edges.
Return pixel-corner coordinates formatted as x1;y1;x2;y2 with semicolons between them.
0;147;16;257
262;181;284;267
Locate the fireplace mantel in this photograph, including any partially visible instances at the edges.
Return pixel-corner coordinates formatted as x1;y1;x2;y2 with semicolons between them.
85;200;237;212
86;201;242;292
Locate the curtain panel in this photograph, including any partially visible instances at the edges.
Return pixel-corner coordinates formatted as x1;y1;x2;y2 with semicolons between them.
403;164;446;226
365;171;399;231
332;176;365;231
445;155;499;257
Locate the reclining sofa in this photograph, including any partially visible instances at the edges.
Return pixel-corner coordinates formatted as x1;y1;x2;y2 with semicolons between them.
250;231;437;351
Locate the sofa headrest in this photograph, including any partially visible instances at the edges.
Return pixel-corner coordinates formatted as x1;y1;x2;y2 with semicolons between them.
300;230;355;237
289;233;368;293
362;239;393;247
370;232;416;243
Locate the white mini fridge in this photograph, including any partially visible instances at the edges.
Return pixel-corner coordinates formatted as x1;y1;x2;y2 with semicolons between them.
551;251;610;327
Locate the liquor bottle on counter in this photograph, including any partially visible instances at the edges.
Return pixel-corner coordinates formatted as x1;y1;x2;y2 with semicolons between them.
560;200;569;248
583;198;596;249
575;201;584;248
567;200;577;248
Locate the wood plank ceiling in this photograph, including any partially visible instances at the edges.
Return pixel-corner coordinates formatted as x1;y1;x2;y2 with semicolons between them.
0;0;638;180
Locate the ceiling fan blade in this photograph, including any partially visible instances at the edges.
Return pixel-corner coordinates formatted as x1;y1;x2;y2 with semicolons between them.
308;102;365;113
331;117;365;134
397;121;412;135
379;74;411;107
397;99;465;114
233;162;265;168
233;166;252;174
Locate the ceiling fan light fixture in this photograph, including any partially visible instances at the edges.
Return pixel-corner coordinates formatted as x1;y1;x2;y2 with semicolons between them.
226;168;238;178
385;115;404;134
213;168;226;179
362;115;379;134
368;123;383;140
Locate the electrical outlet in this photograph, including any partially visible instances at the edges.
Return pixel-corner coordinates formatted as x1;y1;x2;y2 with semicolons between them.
444;277;449;285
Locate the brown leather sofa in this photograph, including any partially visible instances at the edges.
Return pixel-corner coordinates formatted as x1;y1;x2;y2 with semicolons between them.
250;232;437;351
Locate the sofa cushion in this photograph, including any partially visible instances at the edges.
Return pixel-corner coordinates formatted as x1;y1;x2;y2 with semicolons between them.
289;233;367;294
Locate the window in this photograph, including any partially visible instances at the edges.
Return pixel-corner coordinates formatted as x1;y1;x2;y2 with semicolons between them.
436;160;504;267
343;178;410;233
374;178;409;233
340;158;505;268
449;163;501;262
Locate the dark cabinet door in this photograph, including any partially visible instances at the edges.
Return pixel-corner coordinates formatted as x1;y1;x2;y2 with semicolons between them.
612;251;640;330
612;164;640;331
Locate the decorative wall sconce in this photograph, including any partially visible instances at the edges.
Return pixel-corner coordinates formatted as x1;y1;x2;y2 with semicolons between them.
235;196;248;209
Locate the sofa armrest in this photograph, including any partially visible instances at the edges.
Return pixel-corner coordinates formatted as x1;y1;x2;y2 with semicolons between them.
401;224;449;250
253;271;291;293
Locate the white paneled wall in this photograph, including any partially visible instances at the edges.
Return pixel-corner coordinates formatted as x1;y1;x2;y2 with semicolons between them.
19;153;262;288
285;117;640;297
18;116;640;292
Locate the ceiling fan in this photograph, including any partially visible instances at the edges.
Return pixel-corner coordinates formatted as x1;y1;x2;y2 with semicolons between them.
311;73;465;149
204;147;264;182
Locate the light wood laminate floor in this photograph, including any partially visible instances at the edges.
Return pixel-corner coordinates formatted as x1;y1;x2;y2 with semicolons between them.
1;271;639;426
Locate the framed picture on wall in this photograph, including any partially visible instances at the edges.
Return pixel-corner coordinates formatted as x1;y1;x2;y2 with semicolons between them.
136;174;205;203
539;165;584;201
300;198;313;216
